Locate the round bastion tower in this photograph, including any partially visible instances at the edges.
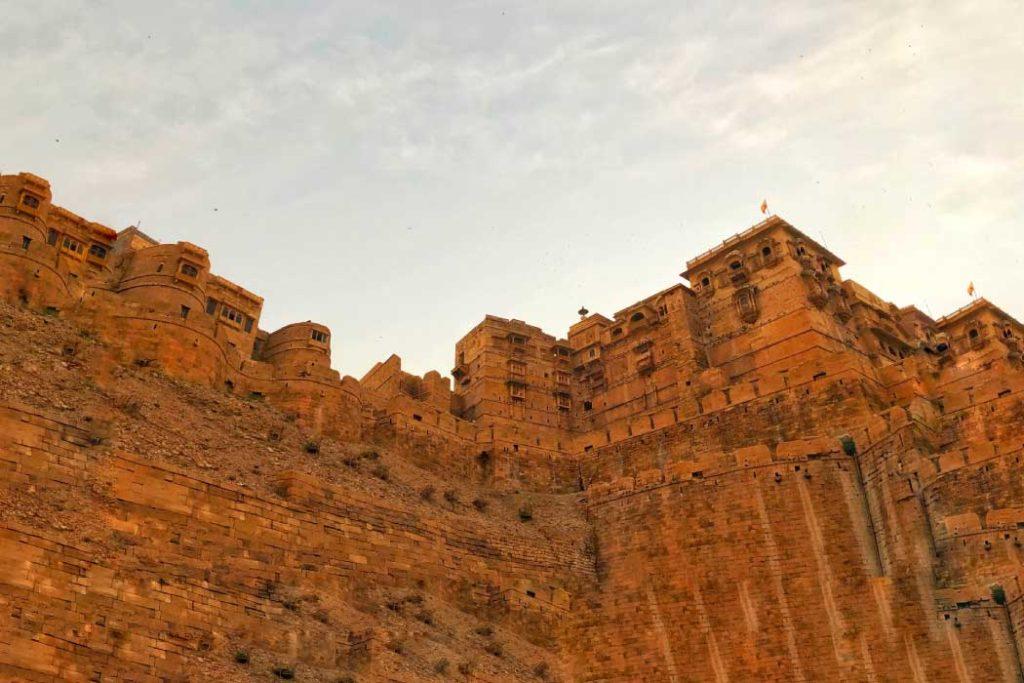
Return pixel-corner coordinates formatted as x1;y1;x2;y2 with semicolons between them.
115;242;212;322
0;173;68;306
261;322;333;378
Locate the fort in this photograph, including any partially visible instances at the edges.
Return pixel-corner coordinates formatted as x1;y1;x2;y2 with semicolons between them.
2;170;1024;681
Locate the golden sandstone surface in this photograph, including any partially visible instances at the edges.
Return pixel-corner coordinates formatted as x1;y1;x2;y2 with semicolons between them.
2;170;1024;681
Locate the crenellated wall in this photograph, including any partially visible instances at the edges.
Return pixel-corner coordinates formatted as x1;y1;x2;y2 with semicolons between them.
4;171;1024;680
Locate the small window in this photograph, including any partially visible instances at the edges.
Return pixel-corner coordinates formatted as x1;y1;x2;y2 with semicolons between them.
244;317;254;333
22;194;40;209
630;312;645;322
969;328;979;339
588;348;596;358
21;236;31;250
729;260;742;270
701;277;710;287
221;305;242;323
47;229;58;245
611;327;622;337
89;244;107;259
0;194;5;204
1003;327;1013;339
180;263;199;277
762;246;772;256
658;304;668;316
180;305;190;319
157;263;164;273
311;330;328;343
205;298;217;315
583;400;593;411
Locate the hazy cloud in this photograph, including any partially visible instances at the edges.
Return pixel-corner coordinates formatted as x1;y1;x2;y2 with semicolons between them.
2;0;1021;375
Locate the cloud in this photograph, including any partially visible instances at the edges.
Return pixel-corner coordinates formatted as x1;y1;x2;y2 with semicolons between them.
1;0;1021;375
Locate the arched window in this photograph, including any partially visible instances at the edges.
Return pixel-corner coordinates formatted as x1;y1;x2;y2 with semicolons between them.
630;312;645;322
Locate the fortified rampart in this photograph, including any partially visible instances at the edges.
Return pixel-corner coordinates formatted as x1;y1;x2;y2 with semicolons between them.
2;170;1024;681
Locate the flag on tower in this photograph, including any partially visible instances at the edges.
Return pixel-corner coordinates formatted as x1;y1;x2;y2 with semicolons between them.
967;281;976;297
760;199;768;215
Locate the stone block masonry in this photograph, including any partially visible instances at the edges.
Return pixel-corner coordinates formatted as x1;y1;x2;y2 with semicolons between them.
2;170;1024;680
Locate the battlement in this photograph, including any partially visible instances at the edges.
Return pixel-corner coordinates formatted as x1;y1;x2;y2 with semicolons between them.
682;214;844;275
3;171;1024;681
1;170;1022;473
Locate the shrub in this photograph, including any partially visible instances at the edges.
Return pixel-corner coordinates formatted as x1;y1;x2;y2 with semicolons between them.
992;584;1008;605
419;485;436;501
533;662;550;679
303;439;320;455
387;639;405;655
474;625;493;637
457;661;474;675
433;658;449;674
336;677;355;683
443;489;459;506
483;641;503;657
372;464;390;482
415;609;434;625
472;498;488;512
272;666;295;679
120;400;142;417
839;434;857;456
234;651;249;664
361;449;380;461
518;505;534;522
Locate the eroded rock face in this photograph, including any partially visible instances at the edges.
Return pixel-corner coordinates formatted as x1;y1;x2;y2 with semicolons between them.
2;172;1023;681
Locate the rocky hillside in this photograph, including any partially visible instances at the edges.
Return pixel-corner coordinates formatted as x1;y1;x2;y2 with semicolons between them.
0;300;593;682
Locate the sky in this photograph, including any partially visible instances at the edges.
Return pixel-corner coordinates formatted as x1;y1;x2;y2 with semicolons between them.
2;1;1022;378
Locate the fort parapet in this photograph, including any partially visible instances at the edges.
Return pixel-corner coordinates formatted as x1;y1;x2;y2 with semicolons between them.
3;171;1024;681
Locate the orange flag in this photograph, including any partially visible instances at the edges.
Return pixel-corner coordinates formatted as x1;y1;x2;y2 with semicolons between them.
967;282;976;297
760;199;768;215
